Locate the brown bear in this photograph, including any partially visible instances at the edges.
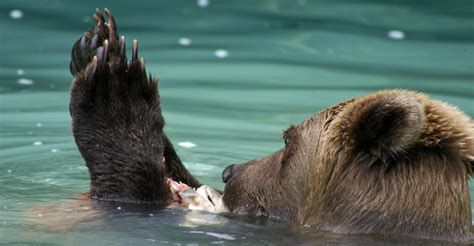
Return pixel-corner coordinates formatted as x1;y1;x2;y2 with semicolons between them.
221;90;474;243
65;9;473;243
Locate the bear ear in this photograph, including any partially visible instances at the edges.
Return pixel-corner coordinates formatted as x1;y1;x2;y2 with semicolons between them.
337;91;425;161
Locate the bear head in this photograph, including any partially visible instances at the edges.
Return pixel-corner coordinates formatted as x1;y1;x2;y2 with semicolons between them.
222;90;473;242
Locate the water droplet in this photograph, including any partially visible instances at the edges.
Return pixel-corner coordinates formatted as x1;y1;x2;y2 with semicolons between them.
16;69;24;75
7;170;11;173
117;206;122;210
387;30;405;40
17;78;34;85
197;0;209;7
178;37;192;46
9;10;23;20
214;49;229;59
37;213;43;217
36;123;42;127
147;239;156;242
33;141;43;146
51;149;59;153
178;141;197;148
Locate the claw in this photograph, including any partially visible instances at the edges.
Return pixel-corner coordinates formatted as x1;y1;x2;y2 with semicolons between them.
140;57;146;72
93;14;99;25
105;23;115;45
90;34;99;51
107;24;115;45
90;56;98;76
96;47;104;65
95;8;105;25
95;40;108;70
105;11;117;45
119;36;126;58
80;35;88;52
103;39;109;63
132;39;138;63
94;9;105;34
104;8;114;25
104;8;117;36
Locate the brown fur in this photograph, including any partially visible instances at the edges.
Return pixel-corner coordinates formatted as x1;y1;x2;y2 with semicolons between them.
223;90;473;243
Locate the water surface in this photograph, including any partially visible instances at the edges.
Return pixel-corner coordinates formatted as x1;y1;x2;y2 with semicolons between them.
0;0;473;245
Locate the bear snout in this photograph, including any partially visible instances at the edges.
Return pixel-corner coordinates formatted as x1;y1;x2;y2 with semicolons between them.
222;164;241;183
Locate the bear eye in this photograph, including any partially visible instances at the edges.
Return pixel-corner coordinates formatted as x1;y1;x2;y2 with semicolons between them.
284;138;289;145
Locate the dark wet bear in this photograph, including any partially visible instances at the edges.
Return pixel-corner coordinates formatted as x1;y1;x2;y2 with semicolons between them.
222;90;474;242
70;9;473;243
70;9;199;205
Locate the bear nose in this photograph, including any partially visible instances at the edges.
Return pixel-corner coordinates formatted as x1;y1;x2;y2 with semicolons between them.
222;164;236;183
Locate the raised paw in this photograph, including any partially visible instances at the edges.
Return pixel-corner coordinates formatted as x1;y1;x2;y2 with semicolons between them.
68;9;200;205
70;8;120;75
69;8;155;119
69;9;169;204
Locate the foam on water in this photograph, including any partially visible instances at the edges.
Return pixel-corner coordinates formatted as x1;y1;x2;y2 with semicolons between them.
178;37;192;46
205;232;235;240
387;30;405;40
197;0;209;8
9;10;23;20
214;49;229;58
178;141;197;148
17;78;34;85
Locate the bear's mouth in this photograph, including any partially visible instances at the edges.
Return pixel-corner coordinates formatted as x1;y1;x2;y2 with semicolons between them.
167;178;228;213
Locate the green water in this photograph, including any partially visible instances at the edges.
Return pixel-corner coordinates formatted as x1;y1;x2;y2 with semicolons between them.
0;0;473;245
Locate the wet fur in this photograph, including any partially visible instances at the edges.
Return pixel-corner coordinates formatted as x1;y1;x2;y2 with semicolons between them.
70;9;198;205
223;91;473;243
